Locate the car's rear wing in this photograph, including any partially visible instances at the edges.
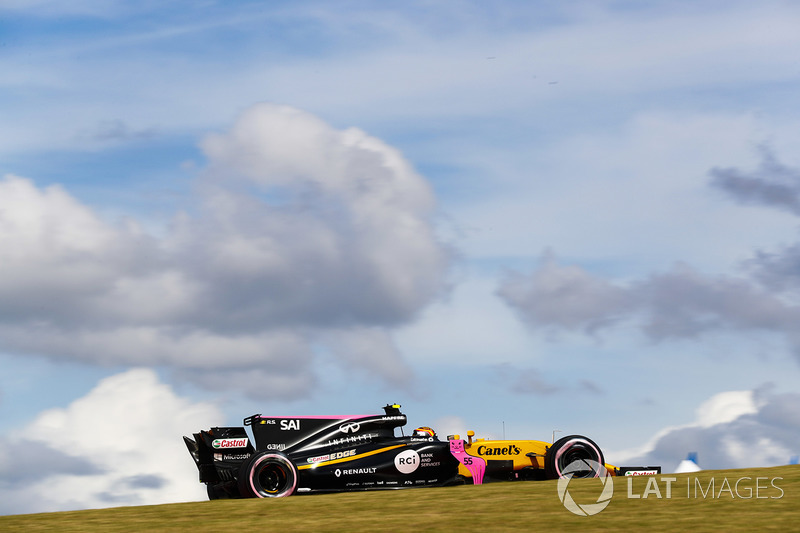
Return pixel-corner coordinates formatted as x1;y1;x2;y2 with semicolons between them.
183;426;255;484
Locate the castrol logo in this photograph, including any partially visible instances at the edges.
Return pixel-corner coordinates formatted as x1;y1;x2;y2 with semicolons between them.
212;438;249;449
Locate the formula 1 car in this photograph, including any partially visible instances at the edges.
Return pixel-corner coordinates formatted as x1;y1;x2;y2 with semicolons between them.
184;404;659;499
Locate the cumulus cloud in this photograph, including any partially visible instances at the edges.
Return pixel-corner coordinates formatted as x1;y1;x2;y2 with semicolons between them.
499;253;800;355
324;327;414;384
618;387;800;471
498;152;800;359
745;243;800;294
497;249;633;334
193;104;449;330
0;369;222;515
0;440;104;487
710;147;800;217
489;364;603;397
0;104;451;396
492;364;560;395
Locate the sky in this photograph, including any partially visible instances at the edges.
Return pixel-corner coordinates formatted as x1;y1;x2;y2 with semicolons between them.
2;0;800;515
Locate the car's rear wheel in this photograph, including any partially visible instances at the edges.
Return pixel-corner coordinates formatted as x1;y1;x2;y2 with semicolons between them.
544;435;605;480
238;452;298;498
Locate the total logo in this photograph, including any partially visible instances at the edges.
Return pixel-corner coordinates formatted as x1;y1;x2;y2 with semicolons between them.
394;449;420;474
211;438;249;449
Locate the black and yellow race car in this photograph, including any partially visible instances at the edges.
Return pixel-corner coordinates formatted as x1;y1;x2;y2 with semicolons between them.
184;404;659;499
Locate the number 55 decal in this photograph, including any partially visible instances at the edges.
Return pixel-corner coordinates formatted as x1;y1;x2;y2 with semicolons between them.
449;439;485;484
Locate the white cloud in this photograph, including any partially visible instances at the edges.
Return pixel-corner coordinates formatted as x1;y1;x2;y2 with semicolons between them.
194;103;448;327
431;415;468;440
498;250;633;333
0;104;451;396
324;327;413;386
494;148;800;368
695;390;758;428
498;249;800;359
0;369;221;515
613;387;800;471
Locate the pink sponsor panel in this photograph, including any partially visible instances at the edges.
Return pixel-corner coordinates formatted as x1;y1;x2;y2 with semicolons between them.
449;439;486;485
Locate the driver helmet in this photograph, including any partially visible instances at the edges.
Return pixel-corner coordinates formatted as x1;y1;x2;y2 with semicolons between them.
412;426;436;439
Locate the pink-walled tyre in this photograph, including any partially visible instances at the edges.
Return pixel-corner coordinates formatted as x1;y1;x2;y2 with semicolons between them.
544;435;605;480
238;452;298;498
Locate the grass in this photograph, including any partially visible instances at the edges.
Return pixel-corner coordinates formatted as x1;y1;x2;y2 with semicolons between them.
1;465;798;532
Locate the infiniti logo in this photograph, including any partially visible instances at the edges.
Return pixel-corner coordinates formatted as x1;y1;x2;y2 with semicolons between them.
339;422;361;434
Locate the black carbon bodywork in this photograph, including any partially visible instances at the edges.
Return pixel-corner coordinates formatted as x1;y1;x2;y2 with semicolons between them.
184;404;462;499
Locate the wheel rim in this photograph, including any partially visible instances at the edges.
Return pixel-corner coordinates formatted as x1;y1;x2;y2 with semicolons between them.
556;439;601;478
256;463;290;494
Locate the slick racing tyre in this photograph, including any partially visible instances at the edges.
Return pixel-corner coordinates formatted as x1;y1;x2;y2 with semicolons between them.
238;452;298;498
544;435;605;480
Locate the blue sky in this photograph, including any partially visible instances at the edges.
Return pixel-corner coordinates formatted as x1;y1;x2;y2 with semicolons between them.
2;0;800;514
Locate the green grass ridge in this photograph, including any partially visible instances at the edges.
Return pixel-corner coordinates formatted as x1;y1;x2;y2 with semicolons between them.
2;465;798;532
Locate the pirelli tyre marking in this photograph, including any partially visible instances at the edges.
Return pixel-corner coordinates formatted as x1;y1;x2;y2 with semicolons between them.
297;444;407;470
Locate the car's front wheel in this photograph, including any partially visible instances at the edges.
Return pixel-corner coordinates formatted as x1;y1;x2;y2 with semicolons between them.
237;452;298;498
544;435;605;480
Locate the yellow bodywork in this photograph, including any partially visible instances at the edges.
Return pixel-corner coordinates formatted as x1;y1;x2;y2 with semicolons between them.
454;431;618;478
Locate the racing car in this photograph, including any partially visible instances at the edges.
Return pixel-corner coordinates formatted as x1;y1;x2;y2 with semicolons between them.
184;403;659;499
